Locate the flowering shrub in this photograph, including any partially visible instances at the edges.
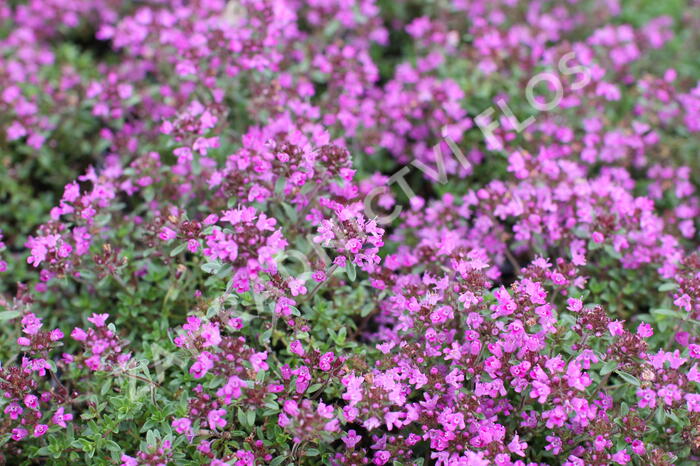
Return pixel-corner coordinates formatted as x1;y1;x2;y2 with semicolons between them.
1;0;700;464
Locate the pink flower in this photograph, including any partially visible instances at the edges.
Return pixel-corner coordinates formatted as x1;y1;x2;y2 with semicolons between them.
250;352;269;372
70;327;87;341
317;401;334;419
289;340;305;356
236;450;255;465
333;256;347;268
608;320;625;336
87;313;109;327
611;449;630;464
21;313;42;335
283;400;299;416
636;389;656;409
217;376;245;404
345;238;362;254
508;433;527;457
187;239;199;253
172;417;192;434
120;454;138;466
85;355;102;371
207;408;227;430
200;322;221;347
159;227;177;241
190;352;214;379
24;394;39;409
319;352;335;371
637;323;653;338
689;344;700;359
593;435;609;451
33;424;48;437
530;380;551;403
52;407;73;428
4;403;23;420
274;297;295;317
278;411;290;427
342;429;362;448
567;298;583;312
686;394;700;412
545;435;562;455
373;450;390;465
631;440;646;455
288;278;307;296
11;427;27;441
674;294;692;311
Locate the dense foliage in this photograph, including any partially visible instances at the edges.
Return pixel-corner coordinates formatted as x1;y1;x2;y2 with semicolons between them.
1;0;700;464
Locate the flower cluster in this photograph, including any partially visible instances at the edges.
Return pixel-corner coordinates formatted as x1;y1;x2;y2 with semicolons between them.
0;299;75;447
71;313;131;372
0;0;699;464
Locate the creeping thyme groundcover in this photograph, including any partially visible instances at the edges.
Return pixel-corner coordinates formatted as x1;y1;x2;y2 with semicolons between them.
1;0;700;465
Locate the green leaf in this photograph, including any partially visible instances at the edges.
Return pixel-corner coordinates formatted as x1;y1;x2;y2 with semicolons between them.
615;370;640;387
146;429;158;446
269;456;287;466
259;329;272;345
658;282;678;292
308;383;323;393
603;244;621;259
655;407;666;425
0;310;20;321
600;359;618;375
346;262;356;281
281;202;297;222
274;176;287;195
667;410;682;424
100;379;112;396
201;262;221;274
652;308;685;319
361;303;374;317
337;326;347;344
237;408;250;428
104;440;121;453
620;402;629;416
34;447;50;457
170;243;187;256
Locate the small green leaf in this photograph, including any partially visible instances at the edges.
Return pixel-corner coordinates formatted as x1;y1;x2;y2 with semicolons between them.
281;202;297;222
361;303;374;317
274;176;287;195
201;262;221;274
615;370;640;387
269;456;287;466
237;408;249;428
658;282;678;292
0;310;20;321
655;407;666;425
620;402;629;416
337;327;347;344
308;383;323;393
346;262;356;281
600;359;618;375
170;243;187;256
652;308;685;319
